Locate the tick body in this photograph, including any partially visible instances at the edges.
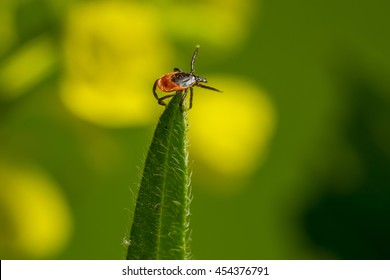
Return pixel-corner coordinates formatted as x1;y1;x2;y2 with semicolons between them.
153;46;221;110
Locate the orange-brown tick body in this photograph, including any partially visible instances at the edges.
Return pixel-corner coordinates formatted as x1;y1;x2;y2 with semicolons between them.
156;72;188;92
153;46;221;110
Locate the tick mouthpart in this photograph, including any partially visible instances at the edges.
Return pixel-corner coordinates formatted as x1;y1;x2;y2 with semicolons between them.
196;76;207;83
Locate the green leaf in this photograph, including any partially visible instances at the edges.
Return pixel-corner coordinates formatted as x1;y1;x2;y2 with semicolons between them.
126;94;191;260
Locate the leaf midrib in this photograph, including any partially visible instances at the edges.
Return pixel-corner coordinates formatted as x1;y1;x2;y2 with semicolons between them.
155;116;174;258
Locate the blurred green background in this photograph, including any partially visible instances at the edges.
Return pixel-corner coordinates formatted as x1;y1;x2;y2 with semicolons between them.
1;0;390;259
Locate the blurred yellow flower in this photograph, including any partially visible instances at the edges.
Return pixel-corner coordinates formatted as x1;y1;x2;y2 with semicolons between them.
0;163;73;259
60;0;257;127
0;37;57;99
160;0;256;49
0;2;16;56
61;1;172;127
189;76;275;191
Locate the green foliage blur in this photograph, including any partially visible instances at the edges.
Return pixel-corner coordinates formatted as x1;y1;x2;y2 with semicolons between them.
1;0;390;259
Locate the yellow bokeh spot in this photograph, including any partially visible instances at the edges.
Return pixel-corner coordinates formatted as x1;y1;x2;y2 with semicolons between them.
163;0;256;49
0;37;57;99
0;3;16;56
0;163;73;259
189;76;276;185
61;1;171;127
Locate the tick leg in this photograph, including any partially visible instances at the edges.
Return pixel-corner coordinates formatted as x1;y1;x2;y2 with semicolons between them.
179;89;188;111
158;91;180;106
174;68;183;72
154;79;179;106
191;46;200;73
153;79;159;101
197;83;222;92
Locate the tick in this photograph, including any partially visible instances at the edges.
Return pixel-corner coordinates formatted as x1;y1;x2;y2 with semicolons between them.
153;46;221;110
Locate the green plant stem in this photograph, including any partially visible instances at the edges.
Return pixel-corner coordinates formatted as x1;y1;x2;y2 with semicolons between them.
126;94;191;260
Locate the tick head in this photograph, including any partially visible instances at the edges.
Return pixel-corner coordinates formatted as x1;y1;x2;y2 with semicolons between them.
195;75;207;83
